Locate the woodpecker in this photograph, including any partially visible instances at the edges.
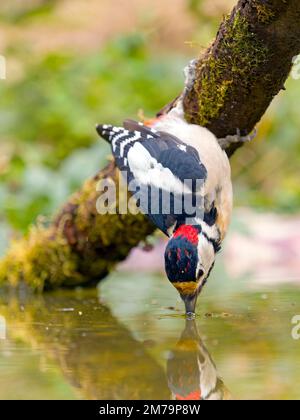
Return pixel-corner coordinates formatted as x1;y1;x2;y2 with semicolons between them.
167;320;232;400
96;105;232;316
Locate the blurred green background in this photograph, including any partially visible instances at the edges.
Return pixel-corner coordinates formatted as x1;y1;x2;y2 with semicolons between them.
0;0;299;245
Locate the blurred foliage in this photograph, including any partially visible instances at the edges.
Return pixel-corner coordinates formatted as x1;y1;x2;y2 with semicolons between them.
0;0;299;248
187;0;236;45
0;34;183;166
0;0;56;23
0;32;184;233
231;77;300;212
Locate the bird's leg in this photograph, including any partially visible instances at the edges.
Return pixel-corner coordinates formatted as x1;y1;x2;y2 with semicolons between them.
218;128;257;150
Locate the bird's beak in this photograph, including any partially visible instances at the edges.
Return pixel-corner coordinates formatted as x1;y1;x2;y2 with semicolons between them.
171;281;200;317
181;293;198;318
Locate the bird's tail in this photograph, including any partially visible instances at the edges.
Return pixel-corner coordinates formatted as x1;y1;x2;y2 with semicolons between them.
96;124;115;143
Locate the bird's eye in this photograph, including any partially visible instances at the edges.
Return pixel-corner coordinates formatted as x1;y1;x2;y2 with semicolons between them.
197;269;204;279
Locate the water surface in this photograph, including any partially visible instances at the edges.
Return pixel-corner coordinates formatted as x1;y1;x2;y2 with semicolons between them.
0;271;299;400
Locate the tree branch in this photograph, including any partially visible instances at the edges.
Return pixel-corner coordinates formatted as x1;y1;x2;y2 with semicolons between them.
182;0;300;155
1;0;300;289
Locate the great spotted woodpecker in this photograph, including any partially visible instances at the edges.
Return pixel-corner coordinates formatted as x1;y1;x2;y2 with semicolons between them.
96;105;232;316
167;320;231;400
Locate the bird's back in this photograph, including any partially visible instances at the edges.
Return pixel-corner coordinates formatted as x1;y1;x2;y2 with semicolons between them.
96;116;232;239
153;116;233;239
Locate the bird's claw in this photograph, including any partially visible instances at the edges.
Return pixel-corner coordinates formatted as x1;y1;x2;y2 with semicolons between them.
183;59;198;94
218;128;257;150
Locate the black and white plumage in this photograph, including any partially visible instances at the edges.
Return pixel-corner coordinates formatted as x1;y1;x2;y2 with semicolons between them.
96;112;233;315
97;119;208;236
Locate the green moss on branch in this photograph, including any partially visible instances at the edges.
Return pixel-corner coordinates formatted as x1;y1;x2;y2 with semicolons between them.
182;0;300;155
0;162;155;290
190;11;268;127
252;1;276;24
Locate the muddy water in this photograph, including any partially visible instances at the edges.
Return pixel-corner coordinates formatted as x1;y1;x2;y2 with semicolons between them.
0;271;299;400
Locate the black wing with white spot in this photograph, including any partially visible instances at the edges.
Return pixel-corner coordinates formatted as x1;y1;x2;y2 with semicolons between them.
96;120;207;236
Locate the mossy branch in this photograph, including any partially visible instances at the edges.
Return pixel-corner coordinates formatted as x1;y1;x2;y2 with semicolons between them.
1;0;300;289
181;0;300;155
0;162;154;290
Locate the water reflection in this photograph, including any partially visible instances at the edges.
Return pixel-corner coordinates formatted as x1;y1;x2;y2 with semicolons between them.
0;315;6;340
167;319;231;400
2;284;300;399
0;291;170;399
0;289;233;400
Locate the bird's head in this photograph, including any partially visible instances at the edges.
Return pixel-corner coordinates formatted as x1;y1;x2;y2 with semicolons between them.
164;224;216;316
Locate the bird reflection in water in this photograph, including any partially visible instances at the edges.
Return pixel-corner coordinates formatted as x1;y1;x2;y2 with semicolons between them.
167;319;231;400
0;291;231;400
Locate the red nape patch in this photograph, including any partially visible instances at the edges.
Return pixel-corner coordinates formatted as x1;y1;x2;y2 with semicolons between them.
173;225;199;245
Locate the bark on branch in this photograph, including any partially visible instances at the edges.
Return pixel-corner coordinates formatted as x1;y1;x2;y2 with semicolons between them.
181;0;300;156
1;0;300;289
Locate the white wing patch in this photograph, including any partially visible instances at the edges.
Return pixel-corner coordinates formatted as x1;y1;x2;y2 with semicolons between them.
127;142;187;194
